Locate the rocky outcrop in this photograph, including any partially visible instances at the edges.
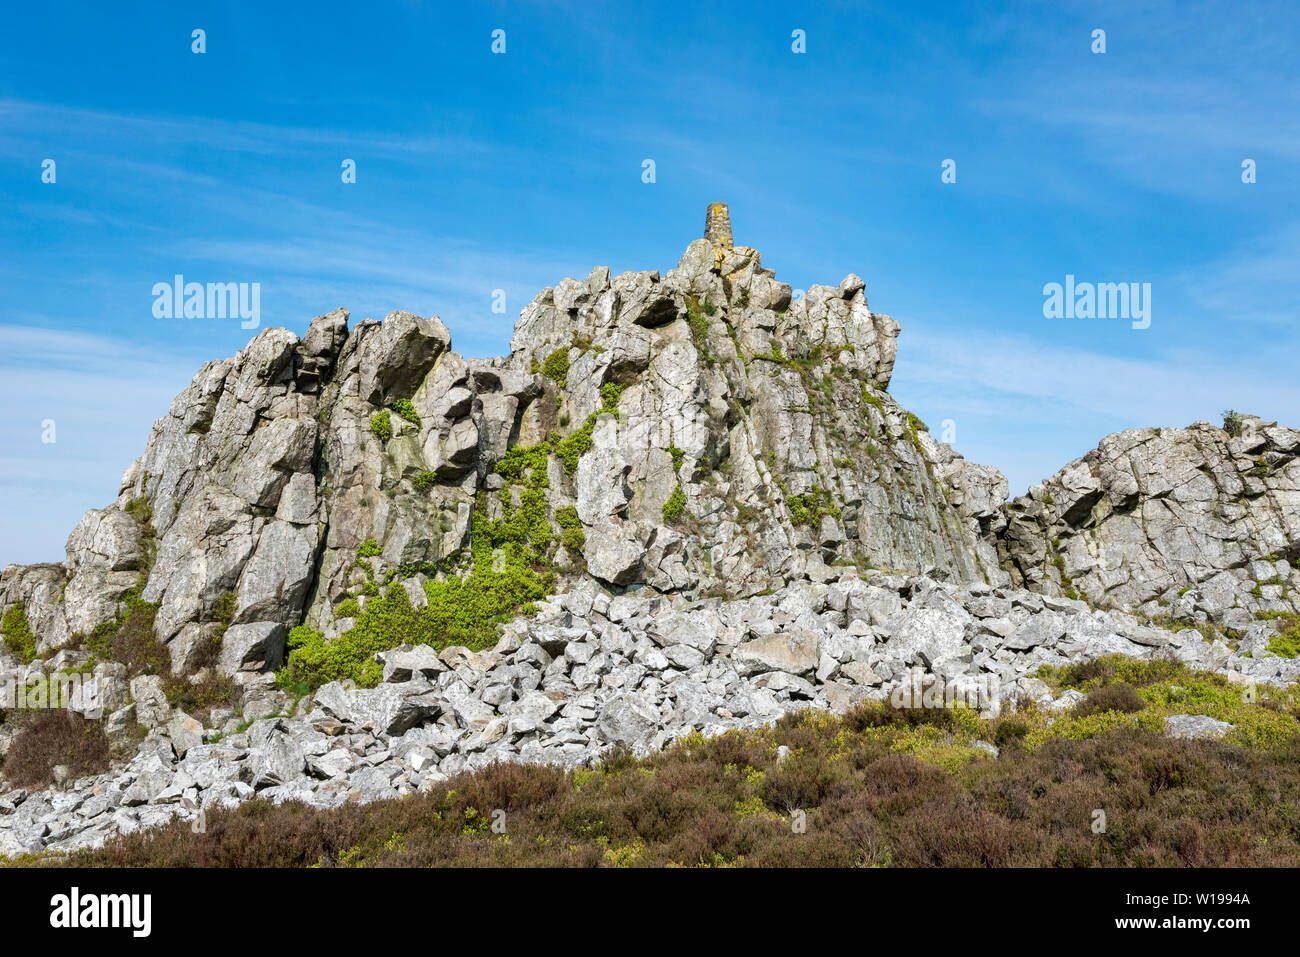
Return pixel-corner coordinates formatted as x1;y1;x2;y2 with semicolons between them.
5;565;1293;856
2;205;1009;671
1000;415;1300;627
3;204;1300;856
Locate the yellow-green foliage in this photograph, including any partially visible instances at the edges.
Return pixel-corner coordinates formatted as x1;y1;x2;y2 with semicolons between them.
1268;620;1300;658
390;398;420;427
602;838;645;866
33;670;1300;868
1026;655;1300;752
860;383;887;417
279;448;557;691
370;411;392;442
787;485;840;527
554;383;623;476
555;505;585;553
662;485;686;522
541;348;570;387
1;603;38;663
665;444;686;474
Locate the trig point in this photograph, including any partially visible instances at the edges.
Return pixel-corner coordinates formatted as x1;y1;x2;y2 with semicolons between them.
704;202;733;249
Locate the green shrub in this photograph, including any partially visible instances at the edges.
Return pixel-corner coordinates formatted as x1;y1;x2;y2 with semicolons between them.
1072;682;1147;718
279;463;557;692
391;398;420;427
662;485;686;522
1269;623;1300;658
555;505;585;553
370;411;392;442
1222;409;1244;437
541;348;570;387
494;443;549;484
1;603;38;663
787;486;840;527
554;383;624;476
413;471;436;492
666;445;686;474
357;538;383;558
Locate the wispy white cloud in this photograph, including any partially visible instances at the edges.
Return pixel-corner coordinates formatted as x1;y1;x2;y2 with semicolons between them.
0;325;202;564
890;321;1300;495
1180;223;1300;325
0;98;496;160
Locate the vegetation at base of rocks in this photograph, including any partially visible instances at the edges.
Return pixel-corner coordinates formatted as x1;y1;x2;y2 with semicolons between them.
1222;409;1244;437
1071;682;1146;718
541;347;570;387
0;711;111;790
370;411;392;442
786;485;841;527
79;585;237;721
412;471;436;492
1;603;38;663
39;677;1300;867
2;582;237;787
289;396;652;690
662;485;686;522
1263;616;1300;658
390;398;420;428
1033;654;1300;751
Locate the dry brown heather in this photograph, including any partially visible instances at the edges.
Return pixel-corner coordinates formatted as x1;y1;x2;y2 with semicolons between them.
1;712;110;790
21;681;1300;868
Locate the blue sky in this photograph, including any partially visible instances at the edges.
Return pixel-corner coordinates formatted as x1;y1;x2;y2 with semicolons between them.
2;0;1298;564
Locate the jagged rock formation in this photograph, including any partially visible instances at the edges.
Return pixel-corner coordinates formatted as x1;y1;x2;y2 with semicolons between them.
1;204;1008;673
2;204;1300;855
1001;416;1300;625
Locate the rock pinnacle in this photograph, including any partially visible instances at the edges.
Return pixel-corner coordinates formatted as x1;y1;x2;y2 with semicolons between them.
704;202;733;249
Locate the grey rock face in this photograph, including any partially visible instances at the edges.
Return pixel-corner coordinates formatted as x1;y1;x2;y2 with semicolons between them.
1164;714;1236;740
1001;416;1300;621
2;212;1029;671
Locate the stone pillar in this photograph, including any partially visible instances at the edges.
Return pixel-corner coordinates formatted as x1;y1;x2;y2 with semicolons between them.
704;202;733;249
